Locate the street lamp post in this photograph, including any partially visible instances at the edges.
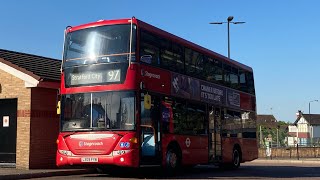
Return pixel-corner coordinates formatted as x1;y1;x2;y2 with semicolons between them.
227;16;232;59
210;16;245;59
309;100;318;115
309;99;318;145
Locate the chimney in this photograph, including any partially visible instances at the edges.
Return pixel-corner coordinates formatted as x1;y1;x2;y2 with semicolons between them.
296;110;302;118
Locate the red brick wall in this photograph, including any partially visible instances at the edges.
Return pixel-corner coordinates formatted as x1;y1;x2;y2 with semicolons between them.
29;87;59;169
0;70;31;169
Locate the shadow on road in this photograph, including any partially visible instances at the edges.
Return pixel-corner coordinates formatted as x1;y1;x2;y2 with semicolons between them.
81;163;320;179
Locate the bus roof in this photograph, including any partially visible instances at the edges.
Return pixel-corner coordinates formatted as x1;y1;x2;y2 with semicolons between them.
66;18;135;33
66;18;253;72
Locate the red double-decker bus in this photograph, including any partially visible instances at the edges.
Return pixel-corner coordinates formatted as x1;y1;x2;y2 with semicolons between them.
56;17;257;170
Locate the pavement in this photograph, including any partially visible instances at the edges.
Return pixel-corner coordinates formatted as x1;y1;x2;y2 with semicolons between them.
0;164;97;180
252;158;320;164
1;159;320;179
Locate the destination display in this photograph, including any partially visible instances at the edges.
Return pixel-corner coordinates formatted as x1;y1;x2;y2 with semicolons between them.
69;69;121;85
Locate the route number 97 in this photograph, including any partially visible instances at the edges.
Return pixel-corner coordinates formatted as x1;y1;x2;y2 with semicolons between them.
107;69;120;82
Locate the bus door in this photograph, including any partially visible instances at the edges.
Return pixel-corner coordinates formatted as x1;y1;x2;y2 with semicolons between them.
209;107;222;162
140;93;161;165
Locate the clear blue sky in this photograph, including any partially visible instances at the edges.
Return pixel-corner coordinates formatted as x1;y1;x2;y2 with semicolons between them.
1;0;319;122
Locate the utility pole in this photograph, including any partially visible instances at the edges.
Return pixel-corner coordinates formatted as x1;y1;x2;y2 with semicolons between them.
260;125;263;147
209;16;245;59
276;126;279;147
309;100;318;145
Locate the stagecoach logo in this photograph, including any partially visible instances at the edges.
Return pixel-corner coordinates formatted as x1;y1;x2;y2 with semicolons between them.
141;69;161;79
185;138;191;148
79;141;104;147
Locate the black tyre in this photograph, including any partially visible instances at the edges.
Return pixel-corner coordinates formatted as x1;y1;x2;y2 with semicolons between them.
166;148;180;170
231;148;241;169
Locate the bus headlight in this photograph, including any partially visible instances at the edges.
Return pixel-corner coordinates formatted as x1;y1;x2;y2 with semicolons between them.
59;150;72;156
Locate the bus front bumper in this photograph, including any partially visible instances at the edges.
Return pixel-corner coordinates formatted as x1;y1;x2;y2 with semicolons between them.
56;149;139;167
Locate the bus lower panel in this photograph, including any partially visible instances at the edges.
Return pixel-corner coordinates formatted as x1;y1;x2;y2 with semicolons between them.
56;149;139;168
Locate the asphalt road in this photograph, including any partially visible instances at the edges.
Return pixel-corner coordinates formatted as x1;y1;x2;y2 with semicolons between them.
30;161;320;180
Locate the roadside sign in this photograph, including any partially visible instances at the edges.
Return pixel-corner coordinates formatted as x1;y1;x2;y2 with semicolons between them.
266;137;272;142
266;147;271;157
3;116;9;127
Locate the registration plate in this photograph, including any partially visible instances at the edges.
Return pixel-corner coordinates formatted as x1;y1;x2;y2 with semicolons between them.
81;157;98;162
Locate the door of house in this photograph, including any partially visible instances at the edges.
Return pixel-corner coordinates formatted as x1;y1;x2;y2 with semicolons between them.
0;98;17;163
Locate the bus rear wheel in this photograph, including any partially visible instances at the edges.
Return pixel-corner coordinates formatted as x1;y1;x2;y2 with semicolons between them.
218;148;241;169
231;148;241;169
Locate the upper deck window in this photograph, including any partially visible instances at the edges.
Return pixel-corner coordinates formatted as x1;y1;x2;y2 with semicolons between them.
139;29;255;95
140;30;184;74
63;24;136;67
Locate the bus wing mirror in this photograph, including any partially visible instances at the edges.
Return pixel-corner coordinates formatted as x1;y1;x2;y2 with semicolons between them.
144;94;151;110
57;100;61;115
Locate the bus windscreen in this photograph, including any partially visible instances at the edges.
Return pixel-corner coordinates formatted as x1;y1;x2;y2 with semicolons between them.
61;91;135;131
63;24;136;67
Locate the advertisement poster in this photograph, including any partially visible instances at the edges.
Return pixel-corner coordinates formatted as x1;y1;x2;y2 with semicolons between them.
200;81;226;106
226;89;240;108
171;73;200;100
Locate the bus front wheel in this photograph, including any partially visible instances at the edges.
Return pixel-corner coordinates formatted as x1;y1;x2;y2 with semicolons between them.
166;148;180;170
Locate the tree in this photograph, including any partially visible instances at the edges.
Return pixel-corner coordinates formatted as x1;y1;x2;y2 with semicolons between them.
257;120;289;147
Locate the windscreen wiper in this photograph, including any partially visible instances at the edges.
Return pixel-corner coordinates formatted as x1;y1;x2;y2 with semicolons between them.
107;129;124;137
62;129;92;138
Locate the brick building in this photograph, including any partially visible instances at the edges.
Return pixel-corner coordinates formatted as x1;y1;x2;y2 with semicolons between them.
0;49;61;169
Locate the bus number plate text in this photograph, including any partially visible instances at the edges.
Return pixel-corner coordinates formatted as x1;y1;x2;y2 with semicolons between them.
81;157;98;162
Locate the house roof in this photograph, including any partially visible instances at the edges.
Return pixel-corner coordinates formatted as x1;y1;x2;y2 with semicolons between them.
257;114;280;128
295;113;320;126
257;115;277;124
0;49;61;81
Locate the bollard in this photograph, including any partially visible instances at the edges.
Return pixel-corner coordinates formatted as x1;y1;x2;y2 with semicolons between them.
297;144;299;160
290;148;291;159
